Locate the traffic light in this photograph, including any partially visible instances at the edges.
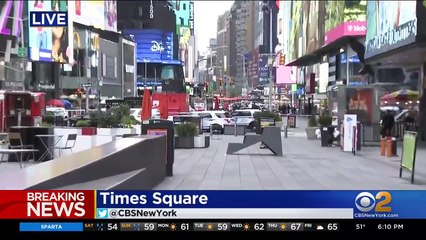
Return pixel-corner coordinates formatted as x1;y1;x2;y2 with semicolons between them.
204;81;209;91
279;53;286;65
219;79;222;86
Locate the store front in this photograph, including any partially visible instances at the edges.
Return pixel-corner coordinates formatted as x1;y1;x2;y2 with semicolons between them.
364;0;426;140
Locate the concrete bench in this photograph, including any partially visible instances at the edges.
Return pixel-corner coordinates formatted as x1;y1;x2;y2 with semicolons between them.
0;149;39;169
0;135;166;190
227;126;283;156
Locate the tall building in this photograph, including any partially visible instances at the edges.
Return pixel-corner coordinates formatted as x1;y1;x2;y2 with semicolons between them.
117;0;178;59
229;1;249;87
216;11;230;82
173;0;196;83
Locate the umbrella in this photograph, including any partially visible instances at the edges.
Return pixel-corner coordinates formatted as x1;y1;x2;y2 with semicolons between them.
159;93;169;119
141;88;152;121
47;99;64;107
61;99;73;109
380;89;419;101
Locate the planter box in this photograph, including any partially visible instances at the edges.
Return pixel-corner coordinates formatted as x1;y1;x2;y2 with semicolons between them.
223;125;246;135
97;128;137;136
82;127;97;135
305;127;318;140
175;136;195;149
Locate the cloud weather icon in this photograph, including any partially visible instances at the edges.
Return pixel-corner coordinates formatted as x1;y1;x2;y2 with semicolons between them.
97;209;108;218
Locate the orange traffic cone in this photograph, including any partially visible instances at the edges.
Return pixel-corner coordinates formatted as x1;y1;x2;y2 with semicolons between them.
380;138;386;156
386;137;393;157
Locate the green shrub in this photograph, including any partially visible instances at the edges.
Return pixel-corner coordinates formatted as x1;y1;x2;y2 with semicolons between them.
76;120;91;127
308;115;318;127
318;115;332;126
175;123;198;137
253;111;282;122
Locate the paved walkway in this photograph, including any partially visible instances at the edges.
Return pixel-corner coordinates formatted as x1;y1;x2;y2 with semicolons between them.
156;117;426;190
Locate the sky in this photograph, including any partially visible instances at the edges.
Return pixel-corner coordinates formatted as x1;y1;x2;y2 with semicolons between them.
194;0;235;53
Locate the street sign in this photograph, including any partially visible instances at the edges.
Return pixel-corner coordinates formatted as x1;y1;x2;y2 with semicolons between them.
81;83;92;88
18;47;27;58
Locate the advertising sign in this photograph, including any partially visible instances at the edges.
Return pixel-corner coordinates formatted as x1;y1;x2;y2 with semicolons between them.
325;21;366;45
343;114;357;152
258;55;269;79
68;1;101;29
365;1;417;59
123;29;173;63
27;0;52;62
189;1;194;35
0;0;24;53
104;0;117;32
27;0;72;63
346;88;373;125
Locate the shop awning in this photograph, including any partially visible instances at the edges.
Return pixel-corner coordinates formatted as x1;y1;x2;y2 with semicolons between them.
286;36;365;67
285;54;320;67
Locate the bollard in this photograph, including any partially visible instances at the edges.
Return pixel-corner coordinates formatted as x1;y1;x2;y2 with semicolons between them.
284;126;288;138
234;121;237;137
380;138;386;156
391;137;398;156
386;137;393;157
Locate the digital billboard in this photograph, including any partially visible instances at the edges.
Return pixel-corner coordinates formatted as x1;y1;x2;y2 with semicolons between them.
68;0;117;32
0;0;24;52
123;29;174;63
365;1;417;58
27;0;72;63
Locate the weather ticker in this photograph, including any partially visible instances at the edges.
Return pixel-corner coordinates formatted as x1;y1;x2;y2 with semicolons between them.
0;190;425;236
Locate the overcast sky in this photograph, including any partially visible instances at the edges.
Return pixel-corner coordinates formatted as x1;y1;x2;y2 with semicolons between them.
194;1;234;53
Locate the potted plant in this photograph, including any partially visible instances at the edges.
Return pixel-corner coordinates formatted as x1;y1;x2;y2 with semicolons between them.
76;120;97;135
318;114;334;146
253;111;282;134
175;123;198;148
305;115;318;140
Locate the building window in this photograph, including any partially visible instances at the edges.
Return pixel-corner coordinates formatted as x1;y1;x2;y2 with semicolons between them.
180;17;184;26
183;4;186;10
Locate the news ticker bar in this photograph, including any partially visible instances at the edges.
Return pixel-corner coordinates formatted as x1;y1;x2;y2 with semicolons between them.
17;220;426;233
96;208;353;219
20;222;339;232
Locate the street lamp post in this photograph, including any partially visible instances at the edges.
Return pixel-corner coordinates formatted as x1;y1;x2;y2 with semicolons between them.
261;3;274;111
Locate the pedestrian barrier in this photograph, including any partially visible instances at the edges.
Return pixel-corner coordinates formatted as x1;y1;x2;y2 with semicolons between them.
0;135;167;190
227;126;282;156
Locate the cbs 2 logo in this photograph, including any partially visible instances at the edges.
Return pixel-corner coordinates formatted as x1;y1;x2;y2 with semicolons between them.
355;191;392;212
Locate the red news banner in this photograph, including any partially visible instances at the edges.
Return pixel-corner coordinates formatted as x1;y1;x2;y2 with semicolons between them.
0;190;95;219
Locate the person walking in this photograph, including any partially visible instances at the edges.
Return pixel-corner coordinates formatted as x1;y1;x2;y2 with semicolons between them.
381;110;395;138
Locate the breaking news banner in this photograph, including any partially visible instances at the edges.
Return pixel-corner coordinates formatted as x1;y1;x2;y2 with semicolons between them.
0;190;426;219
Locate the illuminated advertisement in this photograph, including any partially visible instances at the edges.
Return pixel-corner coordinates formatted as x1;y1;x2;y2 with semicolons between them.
365;1;417;58
179;26;190;46
104;0;117;32
189;1;194;35
28;0;72;63
0;0;24;51
324;1;366;45
123;29;174;63
288;1;302;62
28;0;52;62
68;0;117;32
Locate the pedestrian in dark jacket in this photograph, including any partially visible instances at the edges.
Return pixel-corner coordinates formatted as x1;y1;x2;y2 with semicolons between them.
381;110;395;138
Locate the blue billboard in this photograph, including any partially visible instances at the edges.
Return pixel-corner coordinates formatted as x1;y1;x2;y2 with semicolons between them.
258;55;269;79
123;29;173;63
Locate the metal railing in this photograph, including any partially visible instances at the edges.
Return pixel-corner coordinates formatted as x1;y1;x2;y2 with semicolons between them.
361;122;419;146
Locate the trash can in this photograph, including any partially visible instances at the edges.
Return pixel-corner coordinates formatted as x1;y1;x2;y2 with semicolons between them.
287;115;296;128
320;126;334;147
141;119;174;176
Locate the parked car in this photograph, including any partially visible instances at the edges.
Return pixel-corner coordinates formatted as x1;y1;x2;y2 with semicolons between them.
46;107;68;121
192;111;234;133
231;109;261;132
130;108;161;122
